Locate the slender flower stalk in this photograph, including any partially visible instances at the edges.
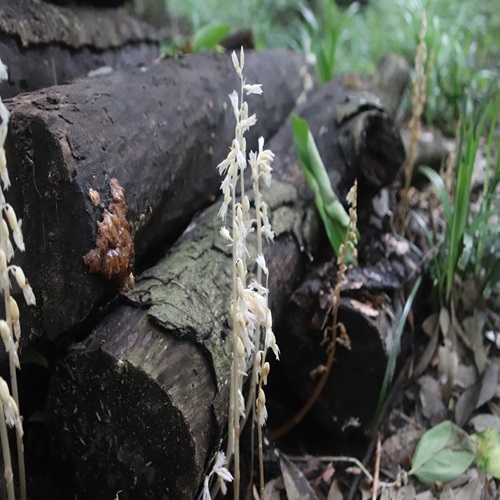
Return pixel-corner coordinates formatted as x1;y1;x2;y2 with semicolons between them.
206;47;277;500
0;57;36;500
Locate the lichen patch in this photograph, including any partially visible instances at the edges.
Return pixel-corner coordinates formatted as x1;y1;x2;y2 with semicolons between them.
83;178;134;291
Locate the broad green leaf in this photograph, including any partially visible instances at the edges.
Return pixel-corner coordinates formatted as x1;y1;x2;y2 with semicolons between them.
409;421;476;485
291;114;352;259
191;24;230;52
473;428;500;479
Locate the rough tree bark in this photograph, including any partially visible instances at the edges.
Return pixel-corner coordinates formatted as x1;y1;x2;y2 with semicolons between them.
0;0;159;98
6;50;312;342
47;67;406;499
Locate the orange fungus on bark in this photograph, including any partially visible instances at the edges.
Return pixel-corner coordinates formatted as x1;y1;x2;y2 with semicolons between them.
83;178;134;291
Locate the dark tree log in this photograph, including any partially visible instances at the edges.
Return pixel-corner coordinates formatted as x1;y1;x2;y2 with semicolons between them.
6;50;312;342
268;255;418;439
401;127;453;176
48;70;406;499
0;0;158;98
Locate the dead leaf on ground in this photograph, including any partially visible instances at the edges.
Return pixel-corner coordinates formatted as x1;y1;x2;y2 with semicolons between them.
381;426;425;472
455;363;498;426
262;478;280;500
279;455;319;500
327;479;343;500
470;413;500;433
462;311;488;373
418;375;447;425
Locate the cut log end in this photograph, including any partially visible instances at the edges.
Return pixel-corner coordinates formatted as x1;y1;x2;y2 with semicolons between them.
49;306;218;499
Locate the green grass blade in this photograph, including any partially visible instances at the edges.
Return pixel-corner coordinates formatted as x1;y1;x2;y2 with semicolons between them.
372;276;422;425
419;166;453;222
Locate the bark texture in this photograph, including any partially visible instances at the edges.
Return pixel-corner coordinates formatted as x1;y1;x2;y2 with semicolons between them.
48;68;406;499
0;0;159;98
6;49;311;342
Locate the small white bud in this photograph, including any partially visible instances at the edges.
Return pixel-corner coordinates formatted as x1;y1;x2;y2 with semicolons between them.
0;59;8;82
235;336;245;358
236;258;245;278
255;254;268;276
10;265;26;290
261;361;270;385
244;83;263;95
0;378;10;404
239;46;245;72
231;51;240;74
0;248;6;273
258;387;266;407
0;319;10;343
220;226;232;241
0;149;9;189
13;221;24;252
229;90;239;119
242;195;250;214
4;204;18;233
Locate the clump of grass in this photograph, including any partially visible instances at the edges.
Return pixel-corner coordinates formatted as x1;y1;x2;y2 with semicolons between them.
297;0;358;84
0;58;36;500
202;47;278;500
418;82;500;306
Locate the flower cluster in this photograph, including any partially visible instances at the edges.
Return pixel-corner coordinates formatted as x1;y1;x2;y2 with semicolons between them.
201;452;233;500
0;56;35;500
212;48;279;499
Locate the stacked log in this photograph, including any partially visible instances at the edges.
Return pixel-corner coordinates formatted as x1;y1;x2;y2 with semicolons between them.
6;50;312;344
47;62;407;498
0;0;159;98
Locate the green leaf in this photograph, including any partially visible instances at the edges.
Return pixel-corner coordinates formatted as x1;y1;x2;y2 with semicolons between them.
291;114;352;259
472;428;500;479
409;421;476;485
191;24;231;52
419;165;452;222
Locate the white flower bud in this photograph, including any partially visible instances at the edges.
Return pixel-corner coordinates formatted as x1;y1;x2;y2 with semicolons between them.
10;297;20;341
229;90;239;119
231;51;240;75
13;221;24;253
0;319;10;343
258;388;266;407
4;204;17;233
261;361;270;385
0;248;6;273
0;378;11;406
244;84;263;95
239;46;245;72
242;195;250;214
9;266;36;305
236;258;245;278
220;226;232;241
0;148;9;189
235;336;245;358
255;254;268;276
0;59;8;82
10;265;26;289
